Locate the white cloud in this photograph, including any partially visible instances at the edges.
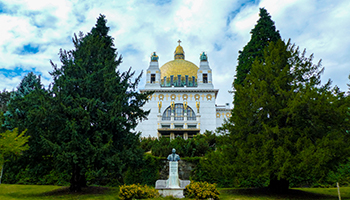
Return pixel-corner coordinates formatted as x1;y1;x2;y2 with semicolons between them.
0;0;349;105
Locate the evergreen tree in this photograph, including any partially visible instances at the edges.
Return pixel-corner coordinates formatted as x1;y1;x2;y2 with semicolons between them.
2;72;54;184
225;40;350;191
234;8;280;102
0;89;12;133
3;72;42;130
0;89;11;114
46;15;151;192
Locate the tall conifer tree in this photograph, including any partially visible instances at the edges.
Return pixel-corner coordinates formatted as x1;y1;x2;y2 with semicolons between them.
46;15;151;192
226;39;350;190
234;8;280;103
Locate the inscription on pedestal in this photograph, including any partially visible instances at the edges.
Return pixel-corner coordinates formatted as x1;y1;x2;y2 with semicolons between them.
168;161;180;188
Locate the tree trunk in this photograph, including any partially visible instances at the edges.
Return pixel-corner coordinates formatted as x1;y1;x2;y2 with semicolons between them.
70;163;87;192
0;164;3;184
269;178;289;193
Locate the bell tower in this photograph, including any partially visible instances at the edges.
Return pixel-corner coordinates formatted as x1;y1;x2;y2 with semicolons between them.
197;52;213;89
145;52;161;89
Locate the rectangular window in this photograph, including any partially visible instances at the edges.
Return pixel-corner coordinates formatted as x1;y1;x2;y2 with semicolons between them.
203;74;208;83
170;75;174;86
185;75;189;86
178;75;181;86
174;124;183;128
188;125;197;128
192;76;195;86
151;74;156;83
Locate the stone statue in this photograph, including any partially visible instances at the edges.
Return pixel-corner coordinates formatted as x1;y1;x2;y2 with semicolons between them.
156;148;190;198
167;148;180;161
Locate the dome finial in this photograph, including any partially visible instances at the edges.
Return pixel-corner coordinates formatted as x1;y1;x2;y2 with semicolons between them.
200;52;207;61
151;52;159;62
174;40;184;60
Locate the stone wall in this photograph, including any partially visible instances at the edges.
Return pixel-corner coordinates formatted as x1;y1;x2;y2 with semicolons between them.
159;159;197;180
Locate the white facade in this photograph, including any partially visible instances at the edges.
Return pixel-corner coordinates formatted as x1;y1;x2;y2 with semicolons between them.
137;43;231;138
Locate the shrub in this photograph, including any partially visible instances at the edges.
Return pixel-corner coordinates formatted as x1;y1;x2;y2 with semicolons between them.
124;154;162;186
150;131;220;158
185;181;220;200
119;184;158;200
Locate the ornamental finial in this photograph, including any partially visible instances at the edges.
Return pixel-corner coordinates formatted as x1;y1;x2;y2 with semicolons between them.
177;40;181;45
200;52;207;61
151;52;159;62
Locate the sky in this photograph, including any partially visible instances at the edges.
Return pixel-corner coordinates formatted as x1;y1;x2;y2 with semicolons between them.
0;0;349;106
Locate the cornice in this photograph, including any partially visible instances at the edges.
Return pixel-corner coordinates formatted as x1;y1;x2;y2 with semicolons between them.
140;88;219;93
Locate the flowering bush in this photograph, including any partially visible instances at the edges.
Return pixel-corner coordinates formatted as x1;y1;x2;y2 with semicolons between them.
185;181;220;200
119;184;158;200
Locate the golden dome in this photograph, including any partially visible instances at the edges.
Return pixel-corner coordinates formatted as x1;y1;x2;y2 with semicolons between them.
175;45;184;54
160;59;199;79
174;40;185;59
175;45;184;59
160;40;198;80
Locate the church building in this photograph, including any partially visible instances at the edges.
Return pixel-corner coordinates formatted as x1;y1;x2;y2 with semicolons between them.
137;41;231;139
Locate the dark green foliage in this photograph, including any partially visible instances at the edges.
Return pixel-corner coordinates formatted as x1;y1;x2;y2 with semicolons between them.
44;14;151;192
216;40;350;189
0;89;11;113
140;137;157;152
234;8;281;103
150;137;171;157
3;15;150;190
324;158;350;187
192;134;269;188
147;131;218;157
124;154;163;186
0;111;5;133
1;72;56;185
3;72;43;130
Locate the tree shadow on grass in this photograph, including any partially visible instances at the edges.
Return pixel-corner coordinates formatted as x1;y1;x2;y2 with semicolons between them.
7;186;116;199
42;186;113;195
221;188;338;200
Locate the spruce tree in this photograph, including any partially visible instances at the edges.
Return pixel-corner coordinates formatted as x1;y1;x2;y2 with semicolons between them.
0;89;11;114
46;15;151;192
234;8;281;102
227;40;350;191
2;72;54;184
3;72;42;130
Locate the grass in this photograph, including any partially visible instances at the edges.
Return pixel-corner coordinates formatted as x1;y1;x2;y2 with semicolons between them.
219;187;350;200
0;184;119;200
1;184;350;200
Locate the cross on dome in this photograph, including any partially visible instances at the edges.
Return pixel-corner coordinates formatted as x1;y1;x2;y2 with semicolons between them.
177;40;181;45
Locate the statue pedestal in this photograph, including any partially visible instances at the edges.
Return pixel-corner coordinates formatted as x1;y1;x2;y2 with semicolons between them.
155;161;190;198
167;161;180;188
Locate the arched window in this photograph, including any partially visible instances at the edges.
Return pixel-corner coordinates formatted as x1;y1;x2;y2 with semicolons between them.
162;108;171;121
162;103;196;121
187;107;196;120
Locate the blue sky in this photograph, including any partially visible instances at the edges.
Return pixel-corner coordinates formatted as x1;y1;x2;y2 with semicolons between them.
0;0;349;105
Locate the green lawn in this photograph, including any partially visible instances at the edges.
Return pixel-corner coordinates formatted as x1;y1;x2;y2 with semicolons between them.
220;187;349;200
1;184;349;200
0;184;119;200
